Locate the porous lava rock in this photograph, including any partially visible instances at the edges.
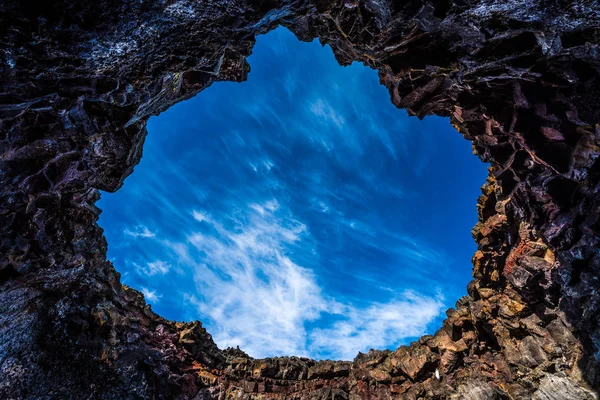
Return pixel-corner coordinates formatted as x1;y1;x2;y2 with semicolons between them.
1;0;600;398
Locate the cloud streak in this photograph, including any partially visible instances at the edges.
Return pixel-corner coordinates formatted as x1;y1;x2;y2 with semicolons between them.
124;199;446;359
141;287;162;303
311;291;444;360
185;201;328;356
124;225;156;238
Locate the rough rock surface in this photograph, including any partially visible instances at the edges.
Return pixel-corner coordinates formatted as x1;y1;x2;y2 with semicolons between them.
1;0;600;398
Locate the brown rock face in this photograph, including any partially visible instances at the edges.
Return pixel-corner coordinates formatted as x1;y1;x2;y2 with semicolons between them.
1;0;599;398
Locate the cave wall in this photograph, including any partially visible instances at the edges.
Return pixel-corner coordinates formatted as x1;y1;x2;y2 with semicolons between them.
1;0;600;398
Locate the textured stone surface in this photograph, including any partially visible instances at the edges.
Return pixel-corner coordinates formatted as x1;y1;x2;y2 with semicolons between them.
1;0;600;398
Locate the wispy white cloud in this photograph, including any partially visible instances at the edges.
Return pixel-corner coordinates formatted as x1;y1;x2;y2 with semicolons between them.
121;198;445;359
184;200;328;357
310;291;444;360
192;210;211;223
124;225;156;238
142;260;171;276
309;98;346;130
141;287;162;303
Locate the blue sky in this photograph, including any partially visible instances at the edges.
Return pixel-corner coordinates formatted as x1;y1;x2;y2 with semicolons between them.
98;28;488;360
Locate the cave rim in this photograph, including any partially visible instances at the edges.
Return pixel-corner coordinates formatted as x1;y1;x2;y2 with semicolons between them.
97;26;488;361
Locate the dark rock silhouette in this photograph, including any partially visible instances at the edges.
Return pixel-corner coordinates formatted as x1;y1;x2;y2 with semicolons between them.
1;0;599;398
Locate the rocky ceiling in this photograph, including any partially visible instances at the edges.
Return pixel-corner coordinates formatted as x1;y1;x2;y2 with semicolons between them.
1;0;600;398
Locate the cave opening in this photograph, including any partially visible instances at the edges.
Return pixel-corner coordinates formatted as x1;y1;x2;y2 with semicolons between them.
97;27;489;360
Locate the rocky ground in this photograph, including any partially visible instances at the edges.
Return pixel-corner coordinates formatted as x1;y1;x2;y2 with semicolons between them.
1;0;600;398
